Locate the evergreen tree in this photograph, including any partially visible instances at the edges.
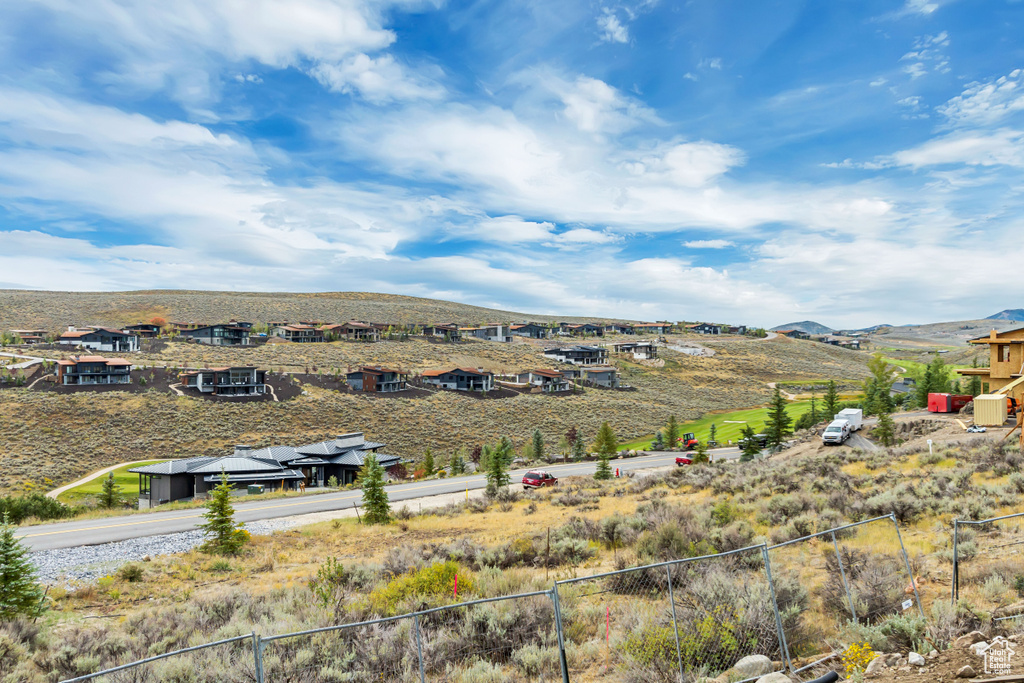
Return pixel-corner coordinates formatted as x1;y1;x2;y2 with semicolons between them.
532;429;545;462
764;387;793;450
709;423;717;445
359;454;391;524
863;354;896;416
450;451;466;475
593;422;617;480
691;439;710;465
915;354;952;407
664;415;680;449
0;513;46;620
874;391;897;446
423;448;435;476
651;431;665;450
485;439;511;496
199;471;249;554
739;426;761;462
99;471;122;509
572;432;587;462
968;357;983;397
823;380;840;418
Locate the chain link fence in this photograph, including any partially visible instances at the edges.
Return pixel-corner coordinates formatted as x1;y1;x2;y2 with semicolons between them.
554;544;787;682
767;513;922;677
953;511;1024;624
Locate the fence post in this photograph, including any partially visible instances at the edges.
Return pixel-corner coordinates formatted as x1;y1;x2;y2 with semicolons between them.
831;531;857;622
891;513;925;618
414;613;426;683
665;564;684;682
761;544;792;673
951;519;959;605
251;632;264;683
551;585;571;683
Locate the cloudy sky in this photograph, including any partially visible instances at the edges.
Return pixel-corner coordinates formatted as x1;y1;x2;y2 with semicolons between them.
1;0;1022;327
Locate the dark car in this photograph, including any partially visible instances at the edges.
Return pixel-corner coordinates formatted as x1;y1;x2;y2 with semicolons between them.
739;433;769;448
522;470;558;489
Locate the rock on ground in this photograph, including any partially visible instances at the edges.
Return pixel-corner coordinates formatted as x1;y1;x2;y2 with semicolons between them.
956;664;976;678
755;674;792;683
908;652;925;667
731;654;773;678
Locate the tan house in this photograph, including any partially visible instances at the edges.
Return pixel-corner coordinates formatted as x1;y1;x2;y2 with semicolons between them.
959;327;1024;402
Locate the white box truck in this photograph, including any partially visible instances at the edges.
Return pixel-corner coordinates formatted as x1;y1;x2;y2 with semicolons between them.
836;408;863;431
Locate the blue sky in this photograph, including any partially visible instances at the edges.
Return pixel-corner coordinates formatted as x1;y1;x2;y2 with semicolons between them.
1;0;1023;328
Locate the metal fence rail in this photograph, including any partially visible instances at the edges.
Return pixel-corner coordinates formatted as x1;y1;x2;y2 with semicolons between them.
952;511;1024;622
767;513;922;677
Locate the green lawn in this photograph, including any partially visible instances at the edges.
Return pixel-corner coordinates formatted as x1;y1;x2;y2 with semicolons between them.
57;460;164;505
618;400;817;450
882;356;975;380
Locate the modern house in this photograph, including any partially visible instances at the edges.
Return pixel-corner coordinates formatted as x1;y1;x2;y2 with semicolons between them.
8;329;47;344
605;324;635;335
421;367;494;391
564;323;605;337
510;323;552;339
178;323;251;346
686;323;724;335
422;324;462;341
321;321;380;341
543;345;609;366
124;323;162;338
58;326;140;352
179;366;266;396
55;356;133;385
272;324;324;343
613;341;658;360
958;327;1024;402
583;366;619;388
346;366;408;392
634;323;670;335
729;325;747;335
516;369;571;392
128;434;402;507
775;329;811;340
460;324;512;342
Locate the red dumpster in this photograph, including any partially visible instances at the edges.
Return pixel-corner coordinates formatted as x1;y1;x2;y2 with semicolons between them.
928;393;950;412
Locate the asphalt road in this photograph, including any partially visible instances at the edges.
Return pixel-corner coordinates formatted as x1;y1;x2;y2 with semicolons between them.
17;448;740;551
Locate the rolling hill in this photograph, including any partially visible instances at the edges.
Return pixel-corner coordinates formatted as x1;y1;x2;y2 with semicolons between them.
770;320;833;335
986;309;1024;322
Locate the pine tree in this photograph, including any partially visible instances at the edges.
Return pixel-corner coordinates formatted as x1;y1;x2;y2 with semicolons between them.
823;380;840;418
863;354;895;416
664;415;680;449
359;454;391;524
739;426;761;462
651;431;665;450
99;471;122;509
450;451;466;475
199;470;248;555
532;429;545;462
0;513;46;620
485;439;511;497
691;439;710;465
968;358;982;397
709;423;717;445
593;422;617;480
423;448;435;476
764;387;793;450
572;432;587;461
915;354;952;407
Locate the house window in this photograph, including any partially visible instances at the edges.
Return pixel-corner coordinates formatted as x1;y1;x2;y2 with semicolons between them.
1000;345;1011;363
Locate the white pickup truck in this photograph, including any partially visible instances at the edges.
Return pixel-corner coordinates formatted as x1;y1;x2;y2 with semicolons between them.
822;420;851;445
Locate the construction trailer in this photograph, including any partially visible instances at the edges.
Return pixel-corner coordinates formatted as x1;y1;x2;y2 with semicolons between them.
927;393;974;413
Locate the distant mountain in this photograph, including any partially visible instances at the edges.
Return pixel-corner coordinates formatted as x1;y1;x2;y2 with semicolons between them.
986;309;1024;322
770;321;833;335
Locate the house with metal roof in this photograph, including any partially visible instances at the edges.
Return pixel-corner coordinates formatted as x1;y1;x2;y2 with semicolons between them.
515;369;571;392
272;324;324;343
612;341;658;360
421;367;494;391
583;366;620;388
55;356;133;385
346;366;407;392
58;326;140;352
459;324;512;342
543;345;608;366
8;329;48;344
510;323;552;339
129;433;400;507
124;323;162;338
179;366;266;396
421;324;462;341
320;321;380;341
178;323;251;346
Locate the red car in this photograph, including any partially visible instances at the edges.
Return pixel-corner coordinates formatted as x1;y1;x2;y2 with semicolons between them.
675;455;693;466
522;470;558;489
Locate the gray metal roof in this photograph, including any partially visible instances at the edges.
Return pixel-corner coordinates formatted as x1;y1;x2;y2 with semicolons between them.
289;456;330;466
187;456;287;475
295;437;385;456
129;457;217;475
328;450;401;467
202;470;304;483
248;445;300;464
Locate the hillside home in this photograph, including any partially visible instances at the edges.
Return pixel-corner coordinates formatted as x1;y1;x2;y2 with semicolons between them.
686;323;724;335
460;324;512;342
605;324;635;335
729;326;747;335
421;324;462;341
8;329;47;344
959;327;1024;402
55;356;133;385
272;324;324;343
564;323;605;337
179;366;266;396
634;323;670;335
346;366;408;392
58;326;140;352
543;345;608;365
516;369;571;392
321;321;380;341
421;367;494;391
613;341;658;360
775;329;810;340
169;321;208;331
178;324;251;346
129;434;401;507
124;323;162;338
583;366;619;388
510;323;552;339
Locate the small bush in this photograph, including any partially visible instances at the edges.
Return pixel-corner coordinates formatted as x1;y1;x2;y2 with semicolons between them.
369;561;470;614
117;564;144;582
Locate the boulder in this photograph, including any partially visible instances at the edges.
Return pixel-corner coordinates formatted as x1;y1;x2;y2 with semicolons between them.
908;652;925;667
955;631;987;648
885;653;902;667
956;665;976;678
969;641;989;657
865;655;888;676
755;674;792;683
731;655;773;678
927;650;939;659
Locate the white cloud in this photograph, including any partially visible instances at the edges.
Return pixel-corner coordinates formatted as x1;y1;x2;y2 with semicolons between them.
939;69;1024;127
904;0;939;14
683;239;734;249
699;57;723;70
597;9;629;44
892;129;1024;168
309;53;445;103
556;75;657;134
870;78;888;87
234;73;263;83
900;32;951;80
